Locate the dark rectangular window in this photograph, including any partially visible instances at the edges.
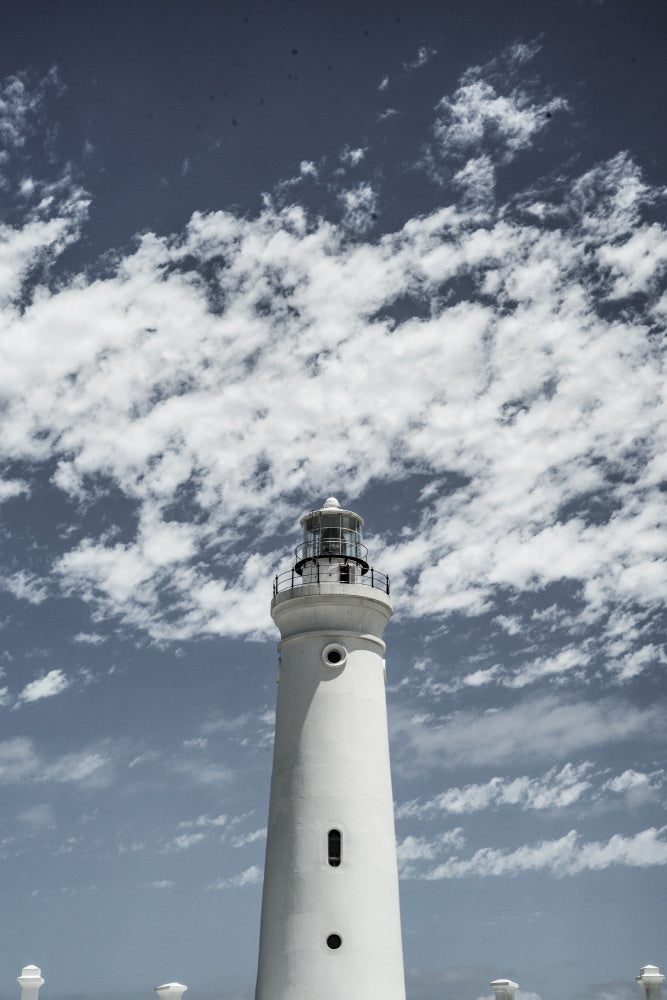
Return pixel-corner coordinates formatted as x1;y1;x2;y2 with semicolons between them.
328;828;342;867
339;564;351;584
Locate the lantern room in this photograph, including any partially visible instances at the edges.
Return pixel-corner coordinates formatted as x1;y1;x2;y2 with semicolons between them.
294;497;369;576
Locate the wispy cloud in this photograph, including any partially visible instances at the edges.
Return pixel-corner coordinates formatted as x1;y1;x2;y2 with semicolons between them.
404;46;437;71
390;696;666;772
227;827;266;848
397;765;667;820
17;668;70;703
169;832;206;851
397;763;595;818
0;736;111;785
178;813;227;830
413;826;667;879
207;865;263;890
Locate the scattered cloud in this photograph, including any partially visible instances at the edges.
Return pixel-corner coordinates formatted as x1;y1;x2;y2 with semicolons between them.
390;697;666;772
0;478;28;501
207;865;263;890
414;825;667;879
170;832;206;851
339;145;366;167
72;632;107;645
397;763;595;818
43;751;109;784
227;827;266;848
182;737;208;750
178;813;228;829
339;181;378;232
0;572;49;605
0;737;111;785
18;668;70;703
404;46;437;71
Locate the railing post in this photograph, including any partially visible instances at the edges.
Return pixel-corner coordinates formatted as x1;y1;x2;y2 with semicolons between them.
371;568;374;588
291;569;294;589
386;574;390;595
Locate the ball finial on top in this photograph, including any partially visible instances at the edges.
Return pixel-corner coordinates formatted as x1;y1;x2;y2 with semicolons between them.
323;497;340;508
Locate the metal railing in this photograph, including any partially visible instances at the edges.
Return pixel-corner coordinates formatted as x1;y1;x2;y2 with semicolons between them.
273;561;390;597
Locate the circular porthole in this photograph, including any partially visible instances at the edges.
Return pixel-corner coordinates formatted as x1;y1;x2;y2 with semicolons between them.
322;643;348;668
327;934;342;950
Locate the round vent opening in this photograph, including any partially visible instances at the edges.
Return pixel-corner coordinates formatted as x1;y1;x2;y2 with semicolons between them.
326;933;342;950
322;643;348;668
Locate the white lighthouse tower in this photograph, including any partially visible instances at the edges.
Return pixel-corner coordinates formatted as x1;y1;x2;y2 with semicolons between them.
255;498;406;1000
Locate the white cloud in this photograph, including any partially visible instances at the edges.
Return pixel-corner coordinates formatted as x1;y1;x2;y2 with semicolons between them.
432;77;565;166
151;880;175;889
72;632;107;645
228;827;266;848
404;46;437;71
178;813;227;829
18;668;70;703
390;696;665;772
207;865;263;890
0;571;48;605
397;829;465;868
0;737;40;781
0;60;661;682
43;751;109;784
182;737;208;750
339;182;377;232
0;737;111;784
602;770;662;794
396;763;595;819
417;826;667;879
339;146;366;167
0;478;28;501
170;832;206;851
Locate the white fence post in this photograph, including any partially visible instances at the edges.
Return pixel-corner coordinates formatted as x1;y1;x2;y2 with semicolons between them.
17;966;44;1000
155;983;187;1000
637;966;664;1000
491;978;519;1000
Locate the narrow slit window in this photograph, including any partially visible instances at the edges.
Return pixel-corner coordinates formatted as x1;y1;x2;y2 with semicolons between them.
328;828;342;867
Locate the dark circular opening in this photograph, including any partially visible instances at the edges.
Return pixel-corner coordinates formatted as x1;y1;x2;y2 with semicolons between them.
326;649;342;664
327;934;342;950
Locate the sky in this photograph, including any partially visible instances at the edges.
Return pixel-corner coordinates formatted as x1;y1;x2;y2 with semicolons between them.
0;2;666;1000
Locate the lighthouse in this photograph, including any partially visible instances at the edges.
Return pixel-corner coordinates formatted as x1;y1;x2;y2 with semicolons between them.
255;498;406;1000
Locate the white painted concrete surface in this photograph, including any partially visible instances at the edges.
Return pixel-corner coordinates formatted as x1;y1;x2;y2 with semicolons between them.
17;966;44;1000
155;983;187;1000
255;505;405;1000
637;966;664;1000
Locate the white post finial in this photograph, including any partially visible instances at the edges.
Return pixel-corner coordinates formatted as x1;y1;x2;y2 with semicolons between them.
491;979;519;1000
155;984;187;1000
637;966;664;1000
18;966;44;1000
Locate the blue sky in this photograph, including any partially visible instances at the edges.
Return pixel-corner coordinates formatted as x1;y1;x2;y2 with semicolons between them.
0;2;665;1000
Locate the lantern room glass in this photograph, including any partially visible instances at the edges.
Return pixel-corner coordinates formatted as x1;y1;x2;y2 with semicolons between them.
301;511;364;561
